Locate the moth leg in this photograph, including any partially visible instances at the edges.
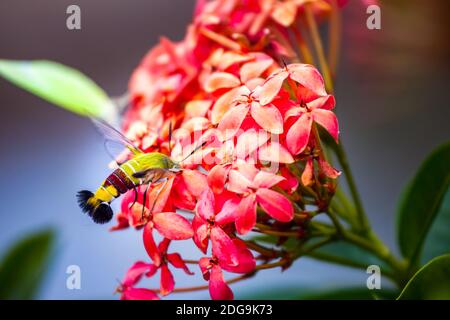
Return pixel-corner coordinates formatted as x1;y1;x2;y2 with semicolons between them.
141;182;152;220
129;187;138;210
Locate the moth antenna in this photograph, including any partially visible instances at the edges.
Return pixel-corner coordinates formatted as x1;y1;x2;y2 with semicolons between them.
168;120;173;154
180;141;208;163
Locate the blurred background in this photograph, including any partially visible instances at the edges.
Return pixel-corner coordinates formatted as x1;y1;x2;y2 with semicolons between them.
0;0;449;299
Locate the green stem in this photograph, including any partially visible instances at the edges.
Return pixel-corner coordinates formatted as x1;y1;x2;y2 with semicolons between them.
342;230;408;285
334;142;370;234
306;251;397;281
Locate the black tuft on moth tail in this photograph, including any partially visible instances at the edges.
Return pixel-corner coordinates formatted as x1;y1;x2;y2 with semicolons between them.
76;190;113;224
92;203;113;224
77;190;96;215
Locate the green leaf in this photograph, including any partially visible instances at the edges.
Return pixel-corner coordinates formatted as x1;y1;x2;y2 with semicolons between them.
0;59;115;120
397;254;450;300
397;142;450;262
0;229;56;299
421;188;450;264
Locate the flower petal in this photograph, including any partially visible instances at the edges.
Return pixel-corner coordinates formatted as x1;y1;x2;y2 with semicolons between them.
211;86;246;125
252;170;286;189
227;169;253;194
288;64;327;96
122;261;154;287
181;169;209;199
121;287;159;300
215;197;239;226
258;71;289;105
250;102;283;134
271;1;297;27
167;253;194;275
218;51;251;70
235;194;257;235
258;142;294;164
207;164;231;194
240;58;273;84
307;94;336;111
279;167;299;194
110;211;130;231
210;227;239;266
146;177;174;214
204;72;240;92
181;117;211;132
318;159;341;179
196;189;215;221
199;257;211;280
217;104;249;138
235;129;270;160
185;100;212;119
160;264;175;296
256;188;294;222
209;265;233;300
193;215;209;253
301;158;314;186
143;224;161;266
153;212;194;240
312;109;339;142
220;239;256;274
286;113;313;155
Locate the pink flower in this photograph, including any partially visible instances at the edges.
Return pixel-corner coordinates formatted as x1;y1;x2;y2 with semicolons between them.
218;84;284;136
227;163;294;234
144;238;194;296
285;94;338;155
249;0;333;35
301;153;341;186
193;189;241;265
199;257;233;300
143;217;194;267
105;0;344;301
278;166;299;194
199;239;256;300
203;52;275;124
118;262;159;300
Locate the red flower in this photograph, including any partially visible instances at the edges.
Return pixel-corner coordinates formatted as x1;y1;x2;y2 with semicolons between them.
118;262;159;300
145;238;194;296
218;84;284;136
193;188;241;265
107;0;343;301
227;163;294;234
285;94;338;155
199;239;255;300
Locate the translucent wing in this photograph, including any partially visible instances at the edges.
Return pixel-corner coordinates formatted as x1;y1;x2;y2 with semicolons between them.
91;118;143;163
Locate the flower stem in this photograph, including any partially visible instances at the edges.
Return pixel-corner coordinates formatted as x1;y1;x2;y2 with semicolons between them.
328;0;341;77
292;25;314;64
341;229;408;284
165;274;250;293
304;4;333;92
334;142;370;234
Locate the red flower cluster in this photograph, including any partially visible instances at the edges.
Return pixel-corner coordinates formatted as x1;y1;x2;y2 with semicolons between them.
114;0;341;300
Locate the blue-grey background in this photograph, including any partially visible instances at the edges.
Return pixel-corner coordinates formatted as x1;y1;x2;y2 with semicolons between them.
0;0;449;299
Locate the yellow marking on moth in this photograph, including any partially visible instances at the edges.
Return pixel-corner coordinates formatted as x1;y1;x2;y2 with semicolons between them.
95;184;119;203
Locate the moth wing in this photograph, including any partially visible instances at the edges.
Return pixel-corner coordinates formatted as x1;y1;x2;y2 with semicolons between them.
91;118;144;165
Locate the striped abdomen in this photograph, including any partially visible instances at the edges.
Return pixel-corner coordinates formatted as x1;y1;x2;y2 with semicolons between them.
94;159;142;203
